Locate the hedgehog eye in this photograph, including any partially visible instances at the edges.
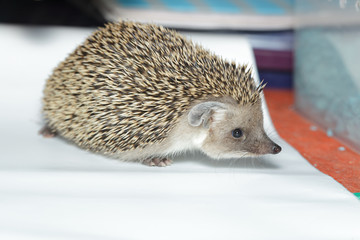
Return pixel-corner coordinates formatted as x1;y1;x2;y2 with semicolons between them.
232;128;243;138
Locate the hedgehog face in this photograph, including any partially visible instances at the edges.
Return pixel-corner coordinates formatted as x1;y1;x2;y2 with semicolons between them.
188;98;281;159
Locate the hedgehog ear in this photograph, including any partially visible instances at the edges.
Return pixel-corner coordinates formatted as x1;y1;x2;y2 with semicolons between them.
188;101;227;128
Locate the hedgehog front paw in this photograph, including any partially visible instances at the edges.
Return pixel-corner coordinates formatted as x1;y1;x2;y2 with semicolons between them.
39;125;57;138
142;157;173;167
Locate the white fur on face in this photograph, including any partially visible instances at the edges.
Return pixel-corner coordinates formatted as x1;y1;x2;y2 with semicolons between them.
192;130;208;148
211;109;227;126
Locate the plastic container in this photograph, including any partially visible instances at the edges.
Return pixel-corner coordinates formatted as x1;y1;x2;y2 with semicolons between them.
294;0;360;152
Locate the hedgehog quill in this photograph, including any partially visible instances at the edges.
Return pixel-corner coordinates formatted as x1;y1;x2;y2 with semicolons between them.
41;21;281;167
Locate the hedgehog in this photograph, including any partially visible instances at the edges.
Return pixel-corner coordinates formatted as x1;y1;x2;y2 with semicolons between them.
41;21;281;167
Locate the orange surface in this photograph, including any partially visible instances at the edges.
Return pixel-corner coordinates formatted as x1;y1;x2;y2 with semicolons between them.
264;89;360;193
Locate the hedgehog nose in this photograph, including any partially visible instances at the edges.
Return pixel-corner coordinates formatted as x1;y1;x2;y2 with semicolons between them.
272;144;282;154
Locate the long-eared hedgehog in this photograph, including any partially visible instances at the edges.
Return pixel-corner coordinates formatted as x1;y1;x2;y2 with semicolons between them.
41;21;281;167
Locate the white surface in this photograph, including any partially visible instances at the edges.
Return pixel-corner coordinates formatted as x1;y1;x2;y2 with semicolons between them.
0;24;359;240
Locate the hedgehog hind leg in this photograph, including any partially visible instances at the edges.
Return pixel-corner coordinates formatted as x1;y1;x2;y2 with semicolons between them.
39;125;57;138
142;157;173;167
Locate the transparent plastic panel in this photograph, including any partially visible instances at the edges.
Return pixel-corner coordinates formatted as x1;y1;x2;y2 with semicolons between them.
294;0;360;152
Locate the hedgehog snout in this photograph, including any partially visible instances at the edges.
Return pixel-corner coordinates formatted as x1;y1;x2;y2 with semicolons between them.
261;137;282;155
272;144;282;154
